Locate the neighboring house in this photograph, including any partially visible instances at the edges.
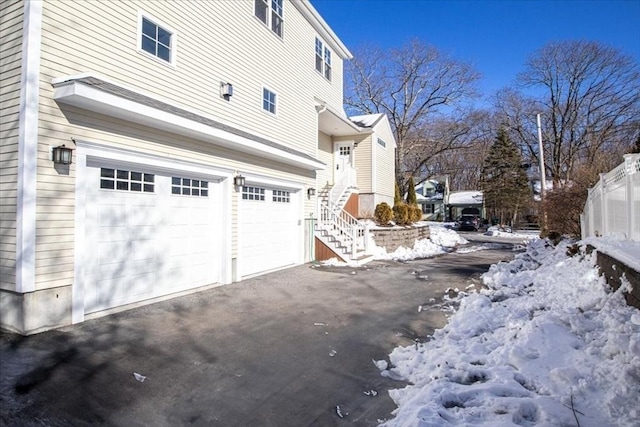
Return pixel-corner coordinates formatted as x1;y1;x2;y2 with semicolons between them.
415;179;446;221
0;0;395;334
447;191;485;220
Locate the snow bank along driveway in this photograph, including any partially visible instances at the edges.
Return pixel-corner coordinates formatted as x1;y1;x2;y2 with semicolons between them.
379;238;640;427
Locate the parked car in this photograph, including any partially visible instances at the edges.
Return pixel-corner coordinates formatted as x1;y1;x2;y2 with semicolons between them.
458;215;482;231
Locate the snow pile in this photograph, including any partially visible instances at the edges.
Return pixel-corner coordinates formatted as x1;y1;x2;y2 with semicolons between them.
380;239;640;427
429;226;469;247
485;226;539;240
373;226;467;262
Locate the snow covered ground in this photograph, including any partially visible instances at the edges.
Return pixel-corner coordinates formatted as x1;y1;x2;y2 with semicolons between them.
377;237;640;427
372;226;470;261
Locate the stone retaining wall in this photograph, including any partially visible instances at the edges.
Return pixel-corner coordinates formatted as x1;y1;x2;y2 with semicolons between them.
370;225;430;252
590;247;640;310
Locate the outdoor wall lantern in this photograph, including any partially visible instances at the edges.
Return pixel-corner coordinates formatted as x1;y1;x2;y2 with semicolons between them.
221;82;233;99
307;187;316;197
233;174;246;187
52;144;73;165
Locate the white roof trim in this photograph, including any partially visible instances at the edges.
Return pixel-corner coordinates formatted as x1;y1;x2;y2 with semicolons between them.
53;77;325;171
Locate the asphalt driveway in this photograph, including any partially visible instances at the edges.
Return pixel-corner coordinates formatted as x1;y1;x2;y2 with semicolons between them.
1;245;517;426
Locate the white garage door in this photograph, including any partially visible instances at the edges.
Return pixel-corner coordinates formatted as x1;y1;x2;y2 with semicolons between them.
239;185;300;277
83;162;221;314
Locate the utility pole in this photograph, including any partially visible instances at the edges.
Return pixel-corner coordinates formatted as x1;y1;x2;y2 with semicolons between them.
536;114;548;236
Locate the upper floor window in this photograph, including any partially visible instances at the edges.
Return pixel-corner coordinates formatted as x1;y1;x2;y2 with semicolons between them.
263;87;277;115
315;37;332;81
377;138;387;148
139;13;175;65
324;48;331;80
255;0;284;38
315;38;323;73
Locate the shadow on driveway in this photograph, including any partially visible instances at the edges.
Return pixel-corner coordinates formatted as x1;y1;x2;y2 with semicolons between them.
0;247;517;426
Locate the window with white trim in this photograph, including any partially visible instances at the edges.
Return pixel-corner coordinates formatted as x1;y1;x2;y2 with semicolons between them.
272;190;290;203
324;48;331;80
255;0;284;38
377;138;387;148
171;177;209;197
315;37;332;81
242;186;265;201
100;168;155;192
263;88;277;114
139;14;174;64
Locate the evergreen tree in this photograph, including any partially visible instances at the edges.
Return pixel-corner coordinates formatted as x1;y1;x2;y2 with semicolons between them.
406;176;417;204
481;128;531;225
394;181;402;206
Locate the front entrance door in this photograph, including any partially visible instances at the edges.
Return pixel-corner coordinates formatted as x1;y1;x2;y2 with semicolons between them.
334;142;353;183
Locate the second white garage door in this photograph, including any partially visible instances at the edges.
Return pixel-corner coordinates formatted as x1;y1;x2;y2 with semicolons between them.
239;184;300;277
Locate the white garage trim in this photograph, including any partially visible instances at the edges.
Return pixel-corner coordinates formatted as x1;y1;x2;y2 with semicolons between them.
53;74;326;171
73;141;233;323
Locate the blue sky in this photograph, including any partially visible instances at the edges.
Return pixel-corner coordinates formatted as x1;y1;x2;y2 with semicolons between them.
310;0;640;97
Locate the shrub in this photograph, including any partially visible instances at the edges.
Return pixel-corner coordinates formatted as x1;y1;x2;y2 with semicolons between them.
374;202;393;226
394;181;402;206
393;202;410;225
410;204;423;223
406;176;417;204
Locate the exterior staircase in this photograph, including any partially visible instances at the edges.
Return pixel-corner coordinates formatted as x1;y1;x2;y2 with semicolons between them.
314;181;374;265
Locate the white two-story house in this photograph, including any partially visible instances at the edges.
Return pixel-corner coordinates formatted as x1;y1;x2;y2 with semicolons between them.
0;0;395;334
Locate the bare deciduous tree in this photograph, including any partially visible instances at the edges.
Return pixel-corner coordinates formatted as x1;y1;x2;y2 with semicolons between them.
498;41;640;185
345;39;480;193
419;109;497;191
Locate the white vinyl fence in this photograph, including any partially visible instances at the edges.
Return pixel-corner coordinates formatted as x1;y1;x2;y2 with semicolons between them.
581;154;640;241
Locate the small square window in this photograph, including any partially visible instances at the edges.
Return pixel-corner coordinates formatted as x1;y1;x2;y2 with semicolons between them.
263;88;276;114
100;179;115;189
139;14;175;65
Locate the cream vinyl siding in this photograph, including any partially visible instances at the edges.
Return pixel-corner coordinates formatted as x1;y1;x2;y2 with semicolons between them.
39;0;344;158
30;0;343;290
374;123;396;199
0;0;24;289
316;131;333;190
354;135;373;193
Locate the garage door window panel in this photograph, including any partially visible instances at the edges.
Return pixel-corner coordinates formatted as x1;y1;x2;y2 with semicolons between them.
100;168;154;192
242;186;265;201
272;189;290;203
172;177;209;197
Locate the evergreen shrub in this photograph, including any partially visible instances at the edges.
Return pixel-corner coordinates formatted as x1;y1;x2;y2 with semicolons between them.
393;202;410;225
374;202;393;226
410;204;423;223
